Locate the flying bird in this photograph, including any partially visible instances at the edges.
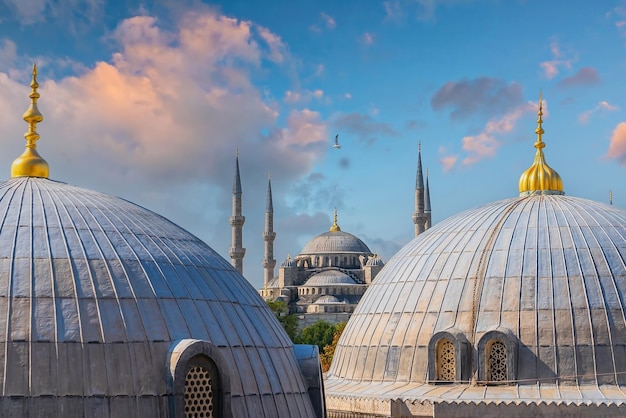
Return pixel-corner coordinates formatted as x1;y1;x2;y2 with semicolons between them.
332;134;341;149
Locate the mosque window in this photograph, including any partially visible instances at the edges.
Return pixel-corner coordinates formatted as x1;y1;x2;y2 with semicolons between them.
184;361;220;418
436;339;455;381
335;256;339;266
487;340;507;382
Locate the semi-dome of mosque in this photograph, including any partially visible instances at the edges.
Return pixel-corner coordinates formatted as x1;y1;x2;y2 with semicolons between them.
325;97;626;417
313;295;343;304
1;66;322;417
303;270;358;286
299;212;371;255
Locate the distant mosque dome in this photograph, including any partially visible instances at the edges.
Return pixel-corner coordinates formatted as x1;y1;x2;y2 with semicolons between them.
325;96;626;417
2;66;320;417
299;209;371;256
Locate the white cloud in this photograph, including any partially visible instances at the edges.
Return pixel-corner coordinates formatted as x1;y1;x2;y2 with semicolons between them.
362;32;374;45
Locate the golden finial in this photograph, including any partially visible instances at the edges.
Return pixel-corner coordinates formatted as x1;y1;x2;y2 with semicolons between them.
518;92;563;196
11;63;49;178
329;208;341;232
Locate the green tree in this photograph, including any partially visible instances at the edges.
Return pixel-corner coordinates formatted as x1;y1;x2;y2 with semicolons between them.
321;321;346;372
296;320;336;351
266;300;299;341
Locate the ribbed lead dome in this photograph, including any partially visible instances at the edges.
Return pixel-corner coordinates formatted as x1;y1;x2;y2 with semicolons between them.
329;194;626;388
0;177;315;417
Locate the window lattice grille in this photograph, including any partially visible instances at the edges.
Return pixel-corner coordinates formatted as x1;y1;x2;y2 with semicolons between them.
436;339;455;381
487;341;507;382
185;365;215;418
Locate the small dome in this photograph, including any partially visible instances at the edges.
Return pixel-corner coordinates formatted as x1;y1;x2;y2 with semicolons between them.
281;254;297;267
366;255;384;267
303;270;357;286
314;295;343;304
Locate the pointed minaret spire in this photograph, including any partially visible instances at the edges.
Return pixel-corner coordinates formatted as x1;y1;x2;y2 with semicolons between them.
229;148;246;275
12;63;49;178
610;190;613;205
412;142;427;237
330;208;341;232
518;92;564;196
262;173;276;289
425;168;432;230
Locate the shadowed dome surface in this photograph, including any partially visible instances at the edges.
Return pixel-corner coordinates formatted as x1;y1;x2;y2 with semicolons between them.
300;230;371;255
0;177;316;417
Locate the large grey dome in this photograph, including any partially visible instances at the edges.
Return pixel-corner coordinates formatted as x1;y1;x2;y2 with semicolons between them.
0;177;316;417
300;230;371;255
327;194;626;409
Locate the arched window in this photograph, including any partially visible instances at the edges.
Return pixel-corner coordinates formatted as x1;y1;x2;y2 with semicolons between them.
487;340;507;382
436;339;455;382
312;288;316;295
184;359;220;417
334;256;339;266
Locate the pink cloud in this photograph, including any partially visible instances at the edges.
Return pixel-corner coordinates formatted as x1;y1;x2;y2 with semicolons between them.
539;40;575;79
606;122;626;165
320;12;336;29
440;155;458;173
556;67;601;89
283;89;324;104
443;101;536;170
362;32;374;45
257;25;286;63
578;101;620;124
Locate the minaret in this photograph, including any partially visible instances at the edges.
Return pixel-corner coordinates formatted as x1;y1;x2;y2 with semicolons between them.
412;143;427;237
229;148;246;275
262;174;276;289
11;64;49;178
425;169;432;230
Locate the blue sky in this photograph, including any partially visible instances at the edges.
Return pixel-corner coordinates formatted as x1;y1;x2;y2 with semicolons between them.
0;0;625;288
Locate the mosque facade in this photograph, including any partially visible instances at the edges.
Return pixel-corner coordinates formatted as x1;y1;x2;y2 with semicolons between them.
324;97;626;417
1;66;325;417
252;150;432;327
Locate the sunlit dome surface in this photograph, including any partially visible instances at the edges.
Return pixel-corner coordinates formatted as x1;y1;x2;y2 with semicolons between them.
0;177;316;417
326;194;626;409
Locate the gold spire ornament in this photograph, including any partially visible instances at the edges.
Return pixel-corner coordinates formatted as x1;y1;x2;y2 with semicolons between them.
330;208;341;232
518;92;563;196
11;64;49;178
